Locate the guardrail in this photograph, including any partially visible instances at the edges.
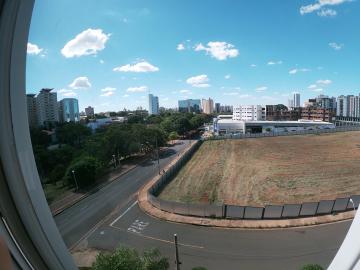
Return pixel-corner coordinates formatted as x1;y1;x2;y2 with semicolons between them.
147;129;360;220
207;126;360;141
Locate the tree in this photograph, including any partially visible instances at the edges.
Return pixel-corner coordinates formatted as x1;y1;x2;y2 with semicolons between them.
56;122;91;148
301;264;324;270
64;155;102;188
92;247;169;270
168;131;178;144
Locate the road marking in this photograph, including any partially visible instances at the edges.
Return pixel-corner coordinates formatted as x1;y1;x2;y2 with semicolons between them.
110;224;204;249
127;219;149;234
69;193;137;251
110;201;138;227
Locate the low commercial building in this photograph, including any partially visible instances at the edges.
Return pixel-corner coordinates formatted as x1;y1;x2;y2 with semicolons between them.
301;107;336;122
214;118;334;135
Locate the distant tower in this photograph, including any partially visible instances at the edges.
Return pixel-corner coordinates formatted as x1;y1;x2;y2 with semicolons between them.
148;94;159;115
293;92;300;108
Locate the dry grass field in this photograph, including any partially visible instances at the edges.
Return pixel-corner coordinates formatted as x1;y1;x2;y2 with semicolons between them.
159;131;360;206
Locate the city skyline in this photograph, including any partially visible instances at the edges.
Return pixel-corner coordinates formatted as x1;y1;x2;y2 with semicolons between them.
26;0;360;112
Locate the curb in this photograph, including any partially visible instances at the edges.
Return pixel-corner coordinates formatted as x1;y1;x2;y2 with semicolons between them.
138;143;356;229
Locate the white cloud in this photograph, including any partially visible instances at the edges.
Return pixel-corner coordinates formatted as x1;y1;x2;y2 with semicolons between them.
100;91;115;97
123;94;130;97
177;43;185;51
300;0;350;15
99;59;105;64
69;76;91;89
113;61;159;72
225;74;231;79
27;42;43;55
289;68;310;74
317;8;337;16
162;97;169;101
267;60;282;65
61;29;110;58
308;84;317;89
313;88;324;92
100;87;116;97
194;41;239;60
224;92;239;96
186;74;210;88
179;89;191;94
329;42;344;50
317;79;332;85
57;89;77;97
255;86;268;92
127;86;148;92
250;64;257;68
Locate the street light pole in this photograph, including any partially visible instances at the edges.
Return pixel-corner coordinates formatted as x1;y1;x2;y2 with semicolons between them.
112;154;116;168
174;234;180;270
71;170;79;191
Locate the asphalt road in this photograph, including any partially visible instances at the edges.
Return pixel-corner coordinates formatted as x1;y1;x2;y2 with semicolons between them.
55;140;352;270
55;140;193;249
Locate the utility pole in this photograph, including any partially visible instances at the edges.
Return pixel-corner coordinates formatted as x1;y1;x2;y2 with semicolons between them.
174;234;181;270
156;136;160;174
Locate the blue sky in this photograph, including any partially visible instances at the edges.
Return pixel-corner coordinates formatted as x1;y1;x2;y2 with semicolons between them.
26;0;360;112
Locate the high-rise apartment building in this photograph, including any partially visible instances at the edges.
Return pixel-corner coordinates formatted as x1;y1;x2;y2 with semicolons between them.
36;88;59;126
215;103;221;113
148;94;159;115
293;92;301;108
201;98;214;114
58;98;80;123
26;94;38;127
336;95;350;117
233;105;266;121
349;95;360;118
178;99;201;113
85;106;95;118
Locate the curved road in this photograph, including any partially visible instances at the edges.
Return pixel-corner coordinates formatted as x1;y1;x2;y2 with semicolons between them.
55;140;351;270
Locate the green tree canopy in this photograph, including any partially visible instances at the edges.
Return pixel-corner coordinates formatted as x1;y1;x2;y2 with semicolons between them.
92;247;169;270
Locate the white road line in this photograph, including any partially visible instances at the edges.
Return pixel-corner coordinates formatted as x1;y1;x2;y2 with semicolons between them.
110;201;138;227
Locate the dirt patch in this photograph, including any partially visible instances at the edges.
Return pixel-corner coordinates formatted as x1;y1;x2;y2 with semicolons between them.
159;131;360;206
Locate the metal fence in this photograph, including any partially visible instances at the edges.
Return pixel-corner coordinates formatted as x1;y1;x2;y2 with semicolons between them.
147;131;360;220
205;126;360;141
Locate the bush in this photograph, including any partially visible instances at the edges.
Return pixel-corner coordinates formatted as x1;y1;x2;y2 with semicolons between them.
301;264;324;270
64;156;102;189
92;247;169;270
49;164;66;184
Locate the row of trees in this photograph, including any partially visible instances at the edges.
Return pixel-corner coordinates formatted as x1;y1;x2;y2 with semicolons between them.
31;112;212;194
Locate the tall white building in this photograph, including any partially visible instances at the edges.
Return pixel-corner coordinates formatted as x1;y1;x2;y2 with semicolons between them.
201;98;214;114
36;88;59;126
336;95;350;117
293;92;301;107
348;95;360;118
148;94;159;115
58;98;80;123
233;105;266;121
